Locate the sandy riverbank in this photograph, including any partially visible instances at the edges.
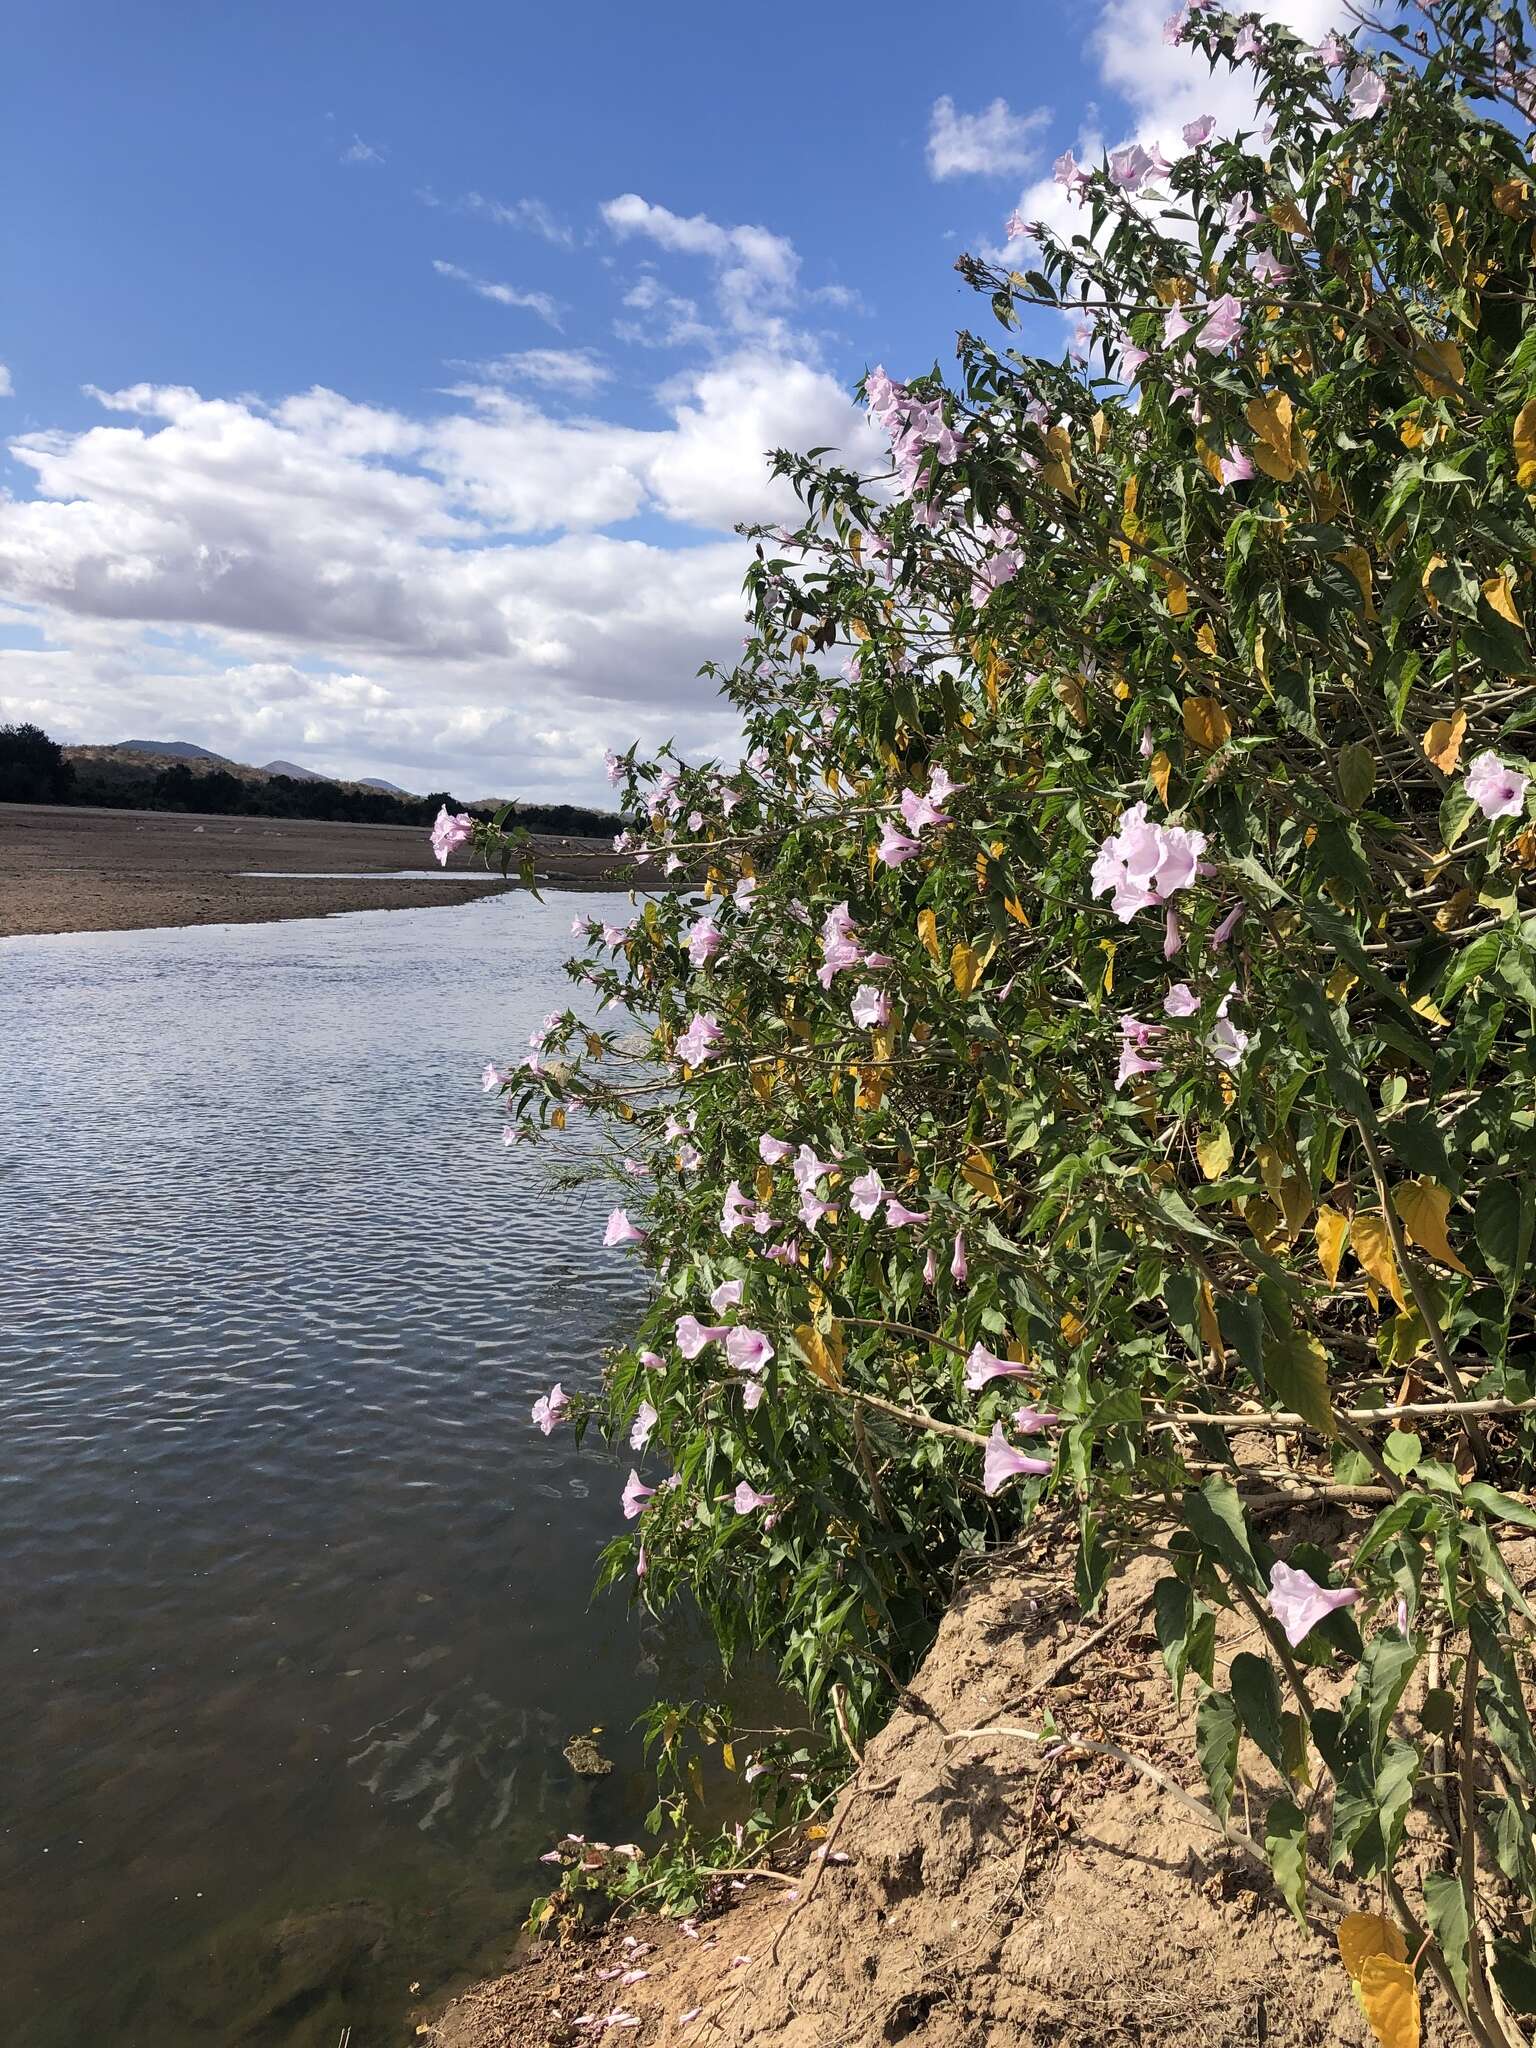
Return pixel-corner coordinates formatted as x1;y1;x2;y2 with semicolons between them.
0;803;636;938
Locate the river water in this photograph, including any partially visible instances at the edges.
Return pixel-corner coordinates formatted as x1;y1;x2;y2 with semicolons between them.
0;891;697;2045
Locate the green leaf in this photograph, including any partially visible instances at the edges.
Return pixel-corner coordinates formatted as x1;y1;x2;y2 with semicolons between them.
1337;741;1376;810
1261;1328;1337;1435
1474;1177;1534;1294
1423;1870;1470;2005
1442;931;1503;1003
1230;1651;1287;1772
1471;1604;1536;1783
1264;1796;1310;1927
1153;1575;1215;1703
1182;1474;1264;1590
1196;1689;1241;1823
1463;1481;1536;1531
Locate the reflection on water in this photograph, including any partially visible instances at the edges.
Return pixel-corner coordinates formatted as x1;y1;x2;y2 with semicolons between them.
236;870;505;881
0;893;695;2046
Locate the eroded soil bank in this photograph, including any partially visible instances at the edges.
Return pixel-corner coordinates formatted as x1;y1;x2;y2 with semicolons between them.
0;803;633;937
429;1498;1466;2048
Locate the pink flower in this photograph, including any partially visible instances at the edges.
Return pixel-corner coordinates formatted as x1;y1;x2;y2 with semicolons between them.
622;1471;656;1519
430;806;475;865
1196;293;1243;353
951;1232;968;1286
733;1481;776;1515
850;1169;885;1220
1209;1016;1249;1068
983;1423;1053;1495
792;1144;835;1191
851;984;891;1029
1012;1403;1058;1434
742;1378;765;1411
1211;901;1245;947
1091;802;1207;921
674;1012;724;1068
876;819;923;867
1266;1560;1359;1647
884;1198;929;1228
1163;982;1199;1018
1345;64;1388;118
640;1350;665;1369
721;1180;756;1237
1233;22;1264;61
899;787;953;833
1224;191;1260;232
675;1315;728;1358
725;1327;775;1375
1312;29;1350;67
604;1209;646;1249
686;916;723;968
1116;1014;1164;1087
1003;208;1030;242
764;1238;799;1266
676;1142;702;1173
928;766;962;804
630;1401;658;1451
481;1062;505;1092
1183;113;1215;146
819;901;863;985
1108;142;1156;191
601;922;630;949
710;1279;744;1312
735;876;758;913
1248;248;1292;287
799;1190;837;1231
759;1134;794;1164
1052;148;1090;198
965;1343;1032;1391
1219;445;1256;485
1465;751;1529;821
532;1384;569;1434
1164;905;1182;959
923;1248;937;1287
605;749;625;786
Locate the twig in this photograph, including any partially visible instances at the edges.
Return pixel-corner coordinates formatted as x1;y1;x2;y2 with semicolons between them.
1149;1396;1536;1431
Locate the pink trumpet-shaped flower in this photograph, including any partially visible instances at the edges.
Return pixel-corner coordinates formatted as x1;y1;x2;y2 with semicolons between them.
686;916;723;968
630;1401;658;1451
951;1233;968;1286
482;1062;505;1092
1164;905;1182;959
1465;750;1529;821
792;1144;835;1190
721;1180;756;1237
1211;901;1245;948
876;819;924;867
725;1327;775;1375
710;1279;743;1312
1266;1560;1359;1646
851;984;891;1029
622;1471;656;1519
1196;293;1243;353
674;1012;724;1068
1345;64;1388;118
430;806;475;865
1091;802;1207;921
983;1423;1053;1495
1183;113;1215;146
733;1482;776;1515
604;1209;647;1248
1163;982;1199;1018
1116;1014;1163;1087
965;1343;1032;1391
759;1134;794;1164
605;748;625;786
899;787;952;834
675;1315;728;1358
1012;1403;1058;1434
532;1384;569;1434
885;1198;929;1228
850;1169;886;1220
640;1350;665;1370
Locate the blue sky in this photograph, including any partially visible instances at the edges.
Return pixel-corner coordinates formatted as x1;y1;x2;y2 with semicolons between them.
0;0;1341;802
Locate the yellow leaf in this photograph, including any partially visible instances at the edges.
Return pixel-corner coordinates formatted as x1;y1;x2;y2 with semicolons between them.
1122;473;1140;536
1420;554;1447;613
1269;198;1308;237
1194;434;1226;485
849;529;863;564
755;1163;775;1204
1196;1126;1233;1180
1257;1140;1313;1236
1315;1205;1350;1286
722;1740;737;1771
1358;1956;1420;2048
1351;1213;1408;1311
805;1823;829;1840
751;1067;774;1105
975;849;989;891
1339;1914;1409;1980
917;908;941;962
1183;696;1233;751
1412;337;1464;397
1422;707;1467;774
824;766;841;794
1393;1177;1471;1274
1042;424;1077;502
1060;1309;1087;1346
1100;939;1116;994
1334;546;1377;619
795;1320;845;1387
962;1149;1003;1204
1515;396;1536;490
1196;622;1218;656
1483;570;1524;628
951;942;982;996
1325;963;1358;1001
1149;750;1172;804
1493;178;1529;218
1246;391;1297;481
1198;1278;1222;1353
1091;407;1107;453
1165;573;1189;618
1055;672;1089;726
1003;894;1029;924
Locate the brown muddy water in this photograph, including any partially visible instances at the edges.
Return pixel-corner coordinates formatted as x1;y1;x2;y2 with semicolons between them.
0;890;710;2045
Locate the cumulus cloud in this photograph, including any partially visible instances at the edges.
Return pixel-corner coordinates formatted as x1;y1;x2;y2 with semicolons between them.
432;260;565;329
927;96;1051;179
459;348;612;393
602;194;804;350
0;364;12;398
0;357;875;800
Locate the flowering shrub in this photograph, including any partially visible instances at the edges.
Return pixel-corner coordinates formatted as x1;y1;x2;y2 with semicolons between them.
476;5;1536;2038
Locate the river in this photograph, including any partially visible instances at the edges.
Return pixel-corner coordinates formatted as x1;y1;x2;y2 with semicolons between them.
0;890;695;2044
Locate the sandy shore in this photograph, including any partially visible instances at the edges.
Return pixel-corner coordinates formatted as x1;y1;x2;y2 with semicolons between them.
0;803;634;939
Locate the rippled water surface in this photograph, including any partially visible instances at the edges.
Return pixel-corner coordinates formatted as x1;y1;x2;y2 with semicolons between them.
0;893;690;2046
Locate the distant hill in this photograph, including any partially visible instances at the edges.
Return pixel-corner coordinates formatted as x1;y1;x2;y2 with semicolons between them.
261;758;329;782
117;738;230;763
358;776;410;794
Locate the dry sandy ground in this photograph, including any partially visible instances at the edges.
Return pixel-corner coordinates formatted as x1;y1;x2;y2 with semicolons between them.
427;1498;1490;2048
0;803;635;938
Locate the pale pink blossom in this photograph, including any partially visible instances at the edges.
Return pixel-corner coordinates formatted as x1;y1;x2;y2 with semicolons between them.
899;787;953;833
532;1384;569;1434
1211;901;1245;947
1117;1014;1164;1087
742;1378;765;1411
630;1401;658;1451
1091;802;1207;921
1163;983;1200;1018
1249;248;1292;287
792;1144;835;1190
819;901;863;985
481;1062;505;1092
798;1190;837;1231
1312;29;1350;67
1233;22;1264;61
951;1233;968;1286
601;922;630;949
923;1248;937;1287
674;1012;724;1067
1183;113;1215;146
604;1209;647;1248
676;1142;702;1173
733;1481;776;1515
1012;1403;1059;1434
710;1279;744;1312
1196;293;1243;353
1209;1016;1249;1068
965;1343;1032;1391
759;1134;794;1164
885;1198;929;1228
675;1315;728;1358
1465;751;1529;820
725;1327;775;1375
640;1350;665;1370
1108;142;1156;191
735;876;759;912
686;916;723;968
622;1471;656;1519
1219;446;1256;485
983;1423;1053;1495
851;984;892;1029
430;806;475;865
1345;64;1388;118
1164;905;1182;959
604;749;625;785
1053;148;1091;199
848;1169;884;1220
1266;1560;1359;1646
877;819;924;867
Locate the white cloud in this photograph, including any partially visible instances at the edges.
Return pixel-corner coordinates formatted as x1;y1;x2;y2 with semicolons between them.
462;193;574;245
0;357;875;800
458;349;612;393
601;194;803;350
431;261;565;330
0;364;12;398
342;135;384;166
927;96;1051;179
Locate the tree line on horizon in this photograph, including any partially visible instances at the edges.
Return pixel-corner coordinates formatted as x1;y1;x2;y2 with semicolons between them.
0;722;621;838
